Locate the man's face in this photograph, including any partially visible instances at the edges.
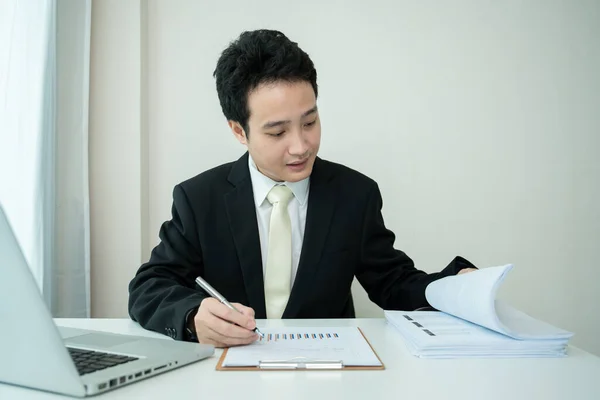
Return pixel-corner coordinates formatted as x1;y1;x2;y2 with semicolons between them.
230;81;321;182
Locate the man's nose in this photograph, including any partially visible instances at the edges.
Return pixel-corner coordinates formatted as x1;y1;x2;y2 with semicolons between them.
288;130;308;156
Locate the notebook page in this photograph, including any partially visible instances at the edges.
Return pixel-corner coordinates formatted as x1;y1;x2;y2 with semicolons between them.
222;327;382;367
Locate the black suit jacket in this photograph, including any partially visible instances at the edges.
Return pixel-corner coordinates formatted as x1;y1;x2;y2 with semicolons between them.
128;153;475;340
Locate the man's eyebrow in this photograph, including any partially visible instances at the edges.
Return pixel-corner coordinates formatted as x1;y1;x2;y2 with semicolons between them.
301;105;318;118
262;119;289;129
261;106;318;130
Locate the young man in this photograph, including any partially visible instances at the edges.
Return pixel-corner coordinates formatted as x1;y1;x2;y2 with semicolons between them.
128;30;476;347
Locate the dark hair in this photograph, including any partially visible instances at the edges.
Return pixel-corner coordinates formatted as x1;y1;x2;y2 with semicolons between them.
213;30;318;134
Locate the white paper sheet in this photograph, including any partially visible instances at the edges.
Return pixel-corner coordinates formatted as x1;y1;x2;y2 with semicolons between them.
425;264;573;340
425;264;512;335
222;327;382;367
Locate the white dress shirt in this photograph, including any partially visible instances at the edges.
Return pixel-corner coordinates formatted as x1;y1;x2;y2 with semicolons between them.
248;155;309;288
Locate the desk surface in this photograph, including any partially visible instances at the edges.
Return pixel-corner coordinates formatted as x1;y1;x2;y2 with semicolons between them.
2;318;599;399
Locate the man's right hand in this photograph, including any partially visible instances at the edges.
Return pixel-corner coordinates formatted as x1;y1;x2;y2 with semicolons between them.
192;298;258;348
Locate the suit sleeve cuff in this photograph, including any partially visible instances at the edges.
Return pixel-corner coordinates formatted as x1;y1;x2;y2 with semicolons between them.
184;306;202;342
442;255;478;276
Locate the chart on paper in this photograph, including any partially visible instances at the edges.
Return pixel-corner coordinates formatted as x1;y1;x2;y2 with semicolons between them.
221;327;382;367
259;332;340;341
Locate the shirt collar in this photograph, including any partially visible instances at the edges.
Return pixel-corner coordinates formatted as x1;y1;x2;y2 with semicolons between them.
248;155;310;207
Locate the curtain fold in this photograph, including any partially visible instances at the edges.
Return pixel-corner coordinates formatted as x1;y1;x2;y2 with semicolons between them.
0;0;91;318
54;0;92;317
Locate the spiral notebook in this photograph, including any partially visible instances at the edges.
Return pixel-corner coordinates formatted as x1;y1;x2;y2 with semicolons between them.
216;327;384;370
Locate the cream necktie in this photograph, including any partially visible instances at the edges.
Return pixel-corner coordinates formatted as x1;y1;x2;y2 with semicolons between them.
264;185;294;319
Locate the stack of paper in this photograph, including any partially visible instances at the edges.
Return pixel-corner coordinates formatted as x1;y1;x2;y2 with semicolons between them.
385;264;573;358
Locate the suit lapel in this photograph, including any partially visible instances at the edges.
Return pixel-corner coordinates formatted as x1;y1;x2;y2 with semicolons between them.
284;157;336;317
224;153;267;319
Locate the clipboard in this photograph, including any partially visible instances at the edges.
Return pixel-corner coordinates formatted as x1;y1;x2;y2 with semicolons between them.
216;327;385;371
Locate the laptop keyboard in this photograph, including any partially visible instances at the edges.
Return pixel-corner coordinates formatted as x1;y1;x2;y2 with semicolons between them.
68;347;139;376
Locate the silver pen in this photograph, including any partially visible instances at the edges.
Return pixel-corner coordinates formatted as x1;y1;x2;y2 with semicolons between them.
194;276;265;338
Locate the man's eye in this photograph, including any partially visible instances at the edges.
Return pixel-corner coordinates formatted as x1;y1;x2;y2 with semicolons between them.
304;120;317;127
269;131;285;137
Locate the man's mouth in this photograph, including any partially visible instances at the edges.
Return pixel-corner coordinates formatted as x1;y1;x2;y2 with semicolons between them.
286;157;310;170
287;160;307;166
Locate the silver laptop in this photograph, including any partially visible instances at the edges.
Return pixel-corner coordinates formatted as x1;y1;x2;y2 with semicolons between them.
0;205;214;397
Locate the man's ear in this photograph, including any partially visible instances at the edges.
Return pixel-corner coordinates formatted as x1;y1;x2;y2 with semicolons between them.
228;121;248;145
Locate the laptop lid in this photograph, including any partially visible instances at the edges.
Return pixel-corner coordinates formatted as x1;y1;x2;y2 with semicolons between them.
0;205;86;396
0;205;214;397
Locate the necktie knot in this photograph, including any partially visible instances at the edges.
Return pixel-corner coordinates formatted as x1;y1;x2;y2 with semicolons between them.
267;185;293;206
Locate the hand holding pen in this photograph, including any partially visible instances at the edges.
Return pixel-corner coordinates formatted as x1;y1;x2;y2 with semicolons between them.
191;276;264;348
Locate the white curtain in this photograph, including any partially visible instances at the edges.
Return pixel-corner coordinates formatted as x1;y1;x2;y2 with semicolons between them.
0;0;91;317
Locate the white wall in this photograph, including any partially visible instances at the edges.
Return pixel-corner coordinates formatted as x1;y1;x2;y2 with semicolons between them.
89;0;600;355
89;0;145;318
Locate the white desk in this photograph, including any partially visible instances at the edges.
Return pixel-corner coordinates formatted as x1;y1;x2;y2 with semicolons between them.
2;318;599;399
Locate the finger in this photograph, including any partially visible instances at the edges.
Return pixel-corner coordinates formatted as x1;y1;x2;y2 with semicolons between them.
231;302;256;319
195;322;230;348
458;268;477;275
206;301;255;330
204;310;257;339
196;299;257;345
200;323;257;347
